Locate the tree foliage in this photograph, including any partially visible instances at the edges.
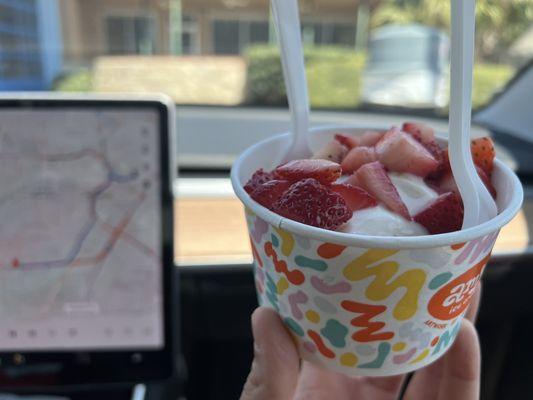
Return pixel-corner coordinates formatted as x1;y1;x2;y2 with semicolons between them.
371;0;533;61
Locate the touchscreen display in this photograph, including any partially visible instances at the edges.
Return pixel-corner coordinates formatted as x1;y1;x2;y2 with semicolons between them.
0;108;164;350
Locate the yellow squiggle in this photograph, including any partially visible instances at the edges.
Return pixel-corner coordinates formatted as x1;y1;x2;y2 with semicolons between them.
274;227;295;257
409;349;430;364
343;249;426;320
277;277;289;294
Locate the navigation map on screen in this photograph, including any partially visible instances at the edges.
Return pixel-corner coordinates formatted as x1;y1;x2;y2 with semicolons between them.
0;108;163;350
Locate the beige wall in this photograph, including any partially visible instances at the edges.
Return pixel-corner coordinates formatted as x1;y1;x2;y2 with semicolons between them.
60;0;367;67
60;0;171;66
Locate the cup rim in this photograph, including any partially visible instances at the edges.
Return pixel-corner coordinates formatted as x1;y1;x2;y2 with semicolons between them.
231;125;524;249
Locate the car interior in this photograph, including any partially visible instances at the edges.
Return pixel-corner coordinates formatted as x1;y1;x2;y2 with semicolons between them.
0;1;532;399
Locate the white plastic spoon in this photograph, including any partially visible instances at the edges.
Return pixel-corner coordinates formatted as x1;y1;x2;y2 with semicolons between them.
271;0;312;163
449;0;497;229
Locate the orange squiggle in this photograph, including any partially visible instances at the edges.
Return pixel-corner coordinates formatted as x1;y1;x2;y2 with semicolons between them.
250;236;263;268
308;330;335;359
341;300;394;342
264;242;304;285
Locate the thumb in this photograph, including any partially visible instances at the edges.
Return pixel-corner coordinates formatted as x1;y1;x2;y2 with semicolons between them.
240;307;300;400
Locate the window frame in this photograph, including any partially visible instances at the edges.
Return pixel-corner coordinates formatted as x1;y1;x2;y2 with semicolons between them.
103;9;159;55
207;10;271;54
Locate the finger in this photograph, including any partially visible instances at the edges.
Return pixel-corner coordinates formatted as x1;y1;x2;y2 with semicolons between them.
403;353;445;400
295;361;354;400
464;284;482;323
437;319;481;400
240;307;300;400
361;374;407;399
404;318;480;400
295;361;406;400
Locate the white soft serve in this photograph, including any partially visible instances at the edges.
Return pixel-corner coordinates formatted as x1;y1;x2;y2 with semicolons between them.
388;172;439;215
340;172;438;236
340;205;428;236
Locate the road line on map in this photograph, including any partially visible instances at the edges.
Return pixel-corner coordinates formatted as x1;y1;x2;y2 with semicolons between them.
98;219;158;260
71;192;146;267
15;147;141;270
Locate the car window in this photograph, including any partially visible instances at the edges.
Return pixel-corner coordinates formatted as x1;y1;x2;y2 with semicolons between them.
2;0;532;266
2;0;529;111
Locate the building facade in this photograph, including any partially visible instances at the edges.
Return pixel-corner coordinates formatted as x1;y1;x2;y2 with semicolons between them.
0;0;62;90
60;0;370;68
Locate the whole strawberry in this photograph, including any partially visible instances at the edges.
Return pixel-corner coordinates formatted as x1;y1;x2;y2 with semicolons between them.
273;178;352;230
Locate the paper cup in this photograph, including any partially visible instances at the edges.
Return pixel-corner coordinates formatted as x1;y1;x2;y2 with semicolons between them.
231;126;523;376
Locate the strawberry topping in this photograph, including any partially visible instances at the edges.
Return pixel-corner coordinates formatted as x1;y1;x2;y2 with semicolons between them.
244;168;279;194
250;179;292;208
471;137;495;177
375;128;439;177
413;192;464;234
312;140;348;163
358;130;385;146
273;178;352;230
331;183;377;212
275;159;342;184
341;146;378;174
354;161;410;220
334;134;359;149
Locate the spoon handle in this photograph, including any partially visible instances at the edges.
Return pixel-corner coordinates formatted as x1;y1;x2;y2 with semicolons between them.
271;0;311;161
449;0;480;228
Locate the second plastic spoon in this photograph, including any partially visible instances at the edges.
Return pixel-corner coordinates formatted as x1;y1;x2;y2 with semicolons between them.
449;0;497;229
271;0;312;163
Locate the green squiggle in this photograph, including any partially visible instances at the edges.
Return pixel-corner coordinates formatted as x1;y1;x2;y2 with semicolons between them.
359;342;391;369
284;318;304;337
321;319;348;348
295;255;328;271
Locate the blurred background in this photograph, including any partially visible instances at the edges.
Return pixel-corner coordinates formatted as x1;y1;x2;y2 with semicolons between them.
2;2;533;399
3;0;531;111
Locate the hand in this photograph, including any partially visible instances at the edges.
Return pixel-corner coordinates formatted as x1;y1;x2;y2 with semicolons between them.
240;288;481;400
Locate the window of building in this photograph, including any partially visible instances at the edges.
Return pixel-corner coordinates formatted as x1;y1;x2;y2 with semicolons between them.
106;15;156;55
0;1;41;83
213;19;269;55
182;15;199;54
301;21;356;47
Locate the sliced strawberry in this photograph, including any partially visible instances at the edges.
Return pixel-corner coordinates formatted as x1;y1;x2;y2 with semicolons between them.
442;149;450;170
426;146;449;181
344;172;362;187
273;178;352;230
475;165;497;198
354;161;410;220
358;130;384;146
402;122;435;144
402;121;447;177
434;166;496;199
312;140;348;163
436;171;458;195
334;133;359;149
275;159;342;184
413;192;464;234
341;146;378;174
471;137;495;176
423;140;444;165
244;168;278;194
250;180;292;208
375;128;439;177
331;183;377;212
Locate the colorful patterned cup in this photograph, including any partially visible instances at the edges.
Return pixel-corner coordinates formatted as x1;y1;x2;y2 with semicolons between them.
231;126;523;376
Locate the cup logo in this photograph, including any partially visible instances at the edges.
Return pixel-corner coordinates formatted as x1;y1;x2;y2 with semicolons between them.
428;254;490;320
